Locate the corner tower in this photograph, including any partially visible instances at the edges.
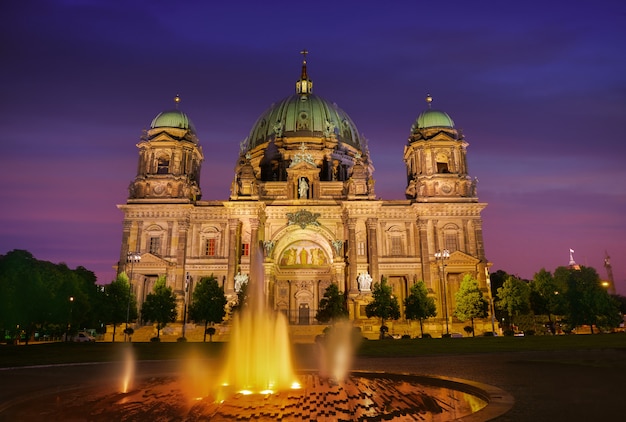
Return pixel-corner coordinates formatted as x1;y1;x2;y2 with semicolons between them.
403;95;476;202
128;96;203;203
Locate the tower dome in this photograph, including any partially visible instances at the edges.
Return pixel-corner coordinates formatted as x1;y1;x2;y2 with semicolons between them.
151;109;196;133
149;94;197;134
413;94;455;129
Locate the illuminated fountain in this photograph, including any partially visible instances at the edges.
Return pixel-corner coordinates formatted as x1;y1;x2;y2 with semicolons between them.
119;344;135;393
0;248;513;420
217;249;300;397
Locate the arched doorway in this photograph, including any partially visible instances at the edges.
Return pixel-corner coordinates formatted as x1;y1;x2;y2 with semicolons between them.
298;303;310;325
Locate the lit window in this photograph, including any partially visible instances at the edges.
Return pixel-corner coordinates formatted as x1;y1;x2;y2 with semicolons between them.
204;238;216;256
149;237;161;255
241;243;250;256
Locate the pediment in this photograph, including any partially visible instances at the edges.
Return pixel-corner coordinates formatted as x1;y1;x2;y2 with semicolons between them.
289;159;318;170
137;253;175;268
448;250;480;266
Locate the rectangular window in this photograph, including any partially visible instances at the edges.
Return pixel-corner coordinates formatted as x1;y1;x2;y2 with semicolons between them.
391;236;403;255
241;243;249;256
357;241;365;256
444;234;458;252
149;237;161;255
204;238;216;256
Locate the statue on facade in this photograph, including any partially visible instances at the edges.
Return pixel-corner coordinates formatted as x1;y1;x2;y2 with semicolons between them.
358;272;373;292
263;240;275;257
331;239;343;256
234;272;249;293
299;177;309;198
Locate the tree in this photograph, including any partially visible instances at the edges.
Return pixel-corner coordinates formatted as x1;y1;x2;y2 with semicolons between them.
404;281;437;337
529;269;567;334
316;283;348;324
365;277;400;339
612;294;626;316
0;250;100;344
488;269;511;325
102;274;137;342
555;266;621;333
188;275;227;342
0;250;47;343
141;276;177;339
454;274;488;336
496;275;530;331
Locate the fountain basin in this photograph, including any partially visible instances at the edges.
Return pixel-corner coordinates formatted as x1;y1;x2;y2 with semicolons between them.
0;370;512;421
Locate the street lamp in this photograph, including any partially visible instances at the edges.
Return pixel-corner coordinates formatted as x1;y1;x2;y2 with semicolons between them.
486;272;496;334
66;296;74;342
182;272;190;340
125;252;141;342
435;249;450;335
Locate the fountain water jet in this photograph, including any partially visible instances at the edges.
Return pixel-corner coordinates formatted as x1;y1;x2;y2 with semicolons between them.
119;344;135;393
217;247;300;397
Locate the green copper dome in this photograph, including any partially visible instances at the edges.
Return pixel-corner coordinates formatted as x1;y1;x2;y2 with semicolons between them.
412;94;455;130
151;109;196;134
415;109;455;129
246;93;362;151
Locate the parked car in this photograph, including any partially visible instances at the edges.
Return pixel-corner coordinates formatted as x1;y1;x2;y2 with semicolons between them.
73;332;95;342
449;332;464;338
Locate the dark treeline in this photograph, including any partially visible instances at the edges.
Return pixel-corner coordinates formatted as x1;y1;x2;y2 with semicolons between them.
489;267;625;335
2;249;624;343
0;249;104;343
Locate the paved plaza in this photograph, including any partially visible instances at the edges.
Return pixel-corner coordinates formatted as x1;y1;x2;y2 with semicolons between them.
1;347;624;421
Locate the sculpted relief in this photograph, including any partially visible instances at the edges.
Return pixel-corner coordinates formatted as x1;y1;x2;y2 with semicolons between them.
279;241;328;267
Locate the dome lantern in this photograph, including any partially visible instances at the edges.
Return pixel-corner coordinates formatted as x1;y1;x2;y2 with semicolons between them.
296;49;313;96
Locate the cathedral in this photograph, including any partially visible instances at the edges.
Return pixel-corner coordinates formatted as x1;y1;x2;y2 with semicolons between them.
117;55;492;338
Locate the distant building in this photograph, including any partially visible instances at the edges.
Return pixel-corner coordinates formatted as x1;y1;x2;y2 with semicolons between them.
117;57;491;336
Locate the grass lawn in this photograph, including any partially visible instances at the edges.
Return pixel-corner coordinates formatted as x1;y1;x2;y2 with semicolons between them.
1;333;625;368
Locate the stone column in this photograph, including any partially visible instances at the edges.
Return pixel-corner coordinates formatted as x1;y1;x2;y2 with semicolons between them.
225;218;239;295
175;218;189;292
347;218;358;294
119;220;132;274
417;219;430;285
249;218;263;305
366;218;379;282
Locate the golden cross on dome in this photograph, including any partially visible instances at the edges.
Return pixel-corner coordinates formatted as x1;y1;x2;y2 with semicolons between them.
174;93;181;109
300;49;308;62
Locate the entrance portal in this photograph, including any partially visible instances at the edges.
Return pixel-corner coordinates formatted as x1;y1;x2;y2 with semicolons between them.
298;303;310;325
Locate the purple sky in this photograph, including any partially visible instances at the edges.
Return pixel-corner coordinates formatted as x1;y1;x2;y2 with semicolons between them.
2;1;625;294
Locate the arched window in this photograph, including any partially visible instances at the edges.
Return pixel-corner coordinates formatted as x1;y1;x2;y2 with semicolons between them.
436;152;449;173
157;155;170;174
442;224;460;252
386;225;405;256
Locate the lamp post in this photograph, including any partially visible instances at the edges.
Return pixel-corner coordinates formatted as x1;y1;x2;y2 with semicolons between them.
125;252;141;342
182;272;190;340
435;249;450;335
486;273;496;334
65;296;75;341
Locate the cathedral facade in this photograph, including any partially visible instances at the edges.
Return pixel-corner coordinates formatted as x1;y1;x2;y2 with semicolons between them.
117;57;492;337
